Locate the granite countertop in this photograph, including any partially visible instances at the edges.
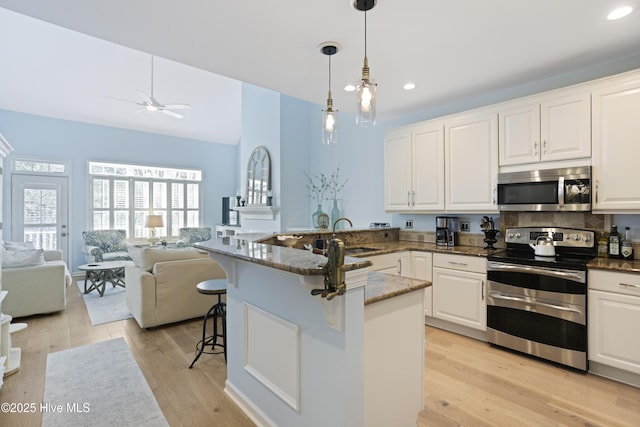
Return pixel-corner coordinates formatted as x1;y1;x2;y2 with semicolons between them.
364;271;431;305
587;257;640;274
194;236;372;276
340;240;499;258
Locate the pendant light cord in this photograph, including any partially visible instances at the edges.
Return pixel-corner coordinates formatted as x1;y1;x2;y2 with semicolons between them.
364;10;368;58
328;54;332;92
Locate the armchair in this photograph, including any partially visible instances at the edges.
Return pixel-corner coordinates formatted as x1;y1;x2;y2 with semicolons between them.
177;227;212;247
81;229;133;263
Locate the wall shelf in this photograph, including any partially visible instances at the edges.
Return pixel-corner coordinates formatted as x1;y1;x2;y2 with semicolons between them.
235;206;279;220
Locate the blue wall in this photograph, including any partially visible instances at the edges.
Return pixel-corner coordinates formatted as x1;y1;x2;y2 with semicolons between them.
4;52;640;271
0;109;238;271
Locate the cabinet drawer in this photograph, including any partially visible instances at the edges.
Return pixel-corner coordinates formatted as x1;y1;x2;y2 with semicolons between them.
433;253;486;274
589;270;640;296
368;252;410;276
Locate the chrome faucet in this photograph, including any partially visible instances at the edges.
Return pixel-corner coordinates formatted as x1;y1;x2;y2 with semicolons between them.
332;217;353;234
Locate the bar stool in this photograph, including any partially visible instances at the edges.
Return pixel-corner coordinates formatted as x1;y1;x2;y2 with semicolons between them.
189;279;227;368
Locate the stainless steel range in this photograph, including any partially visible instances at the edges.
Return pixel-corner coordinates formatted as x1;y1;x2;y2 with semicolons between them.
486;227;597;371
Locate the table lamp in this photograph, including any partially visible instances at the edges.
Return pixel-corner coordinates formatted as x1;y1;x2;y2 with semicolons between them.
144;214;164;244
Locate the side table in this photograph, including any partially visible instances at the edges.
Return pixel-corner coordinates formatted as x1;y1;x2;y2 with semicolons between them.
78;261;130;297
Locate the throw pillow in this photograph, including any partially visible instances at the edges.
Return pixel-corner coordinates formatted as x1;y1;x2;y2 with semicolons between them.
3;241;36;251
2;248;46;268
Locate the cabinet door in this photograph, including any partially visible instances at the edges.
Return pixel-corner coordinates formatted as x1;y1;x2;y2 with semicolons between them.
445;111;498;212
589;289;640;374
499;102;540;166
592;73;640;211
368;252;410;276
412;122;445;210
384;129;412;211
432;267;486;331
411;252;433;317
541;92;591;162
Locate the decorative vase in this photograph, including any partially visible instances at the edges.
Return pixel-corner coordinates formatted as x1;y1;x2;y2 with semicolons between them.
312;204;328;229
330;199;341;230
483;229;499;250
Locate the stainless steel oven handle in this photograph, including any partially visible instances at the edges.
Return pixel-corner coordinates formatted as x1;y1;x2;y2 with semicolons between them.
487;262;585;283
489;291;582;314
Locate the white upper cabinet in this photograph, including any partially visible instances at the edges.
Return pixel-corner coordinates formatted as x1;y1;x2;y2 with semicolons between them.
384;128;413;211
592;71;640;211
499;90;591;167
445;110;498;212
498;101;540;165
384;121;445;212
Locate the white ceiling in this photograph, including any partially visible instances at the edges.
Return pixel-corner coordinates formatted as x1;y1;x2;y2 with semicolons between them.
1;1;640;145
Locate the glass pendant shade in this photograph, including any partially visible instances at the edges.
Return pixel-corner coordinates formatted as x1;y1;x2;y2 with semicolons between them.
322;108;338;145
356;79;376;126
356;57;376;126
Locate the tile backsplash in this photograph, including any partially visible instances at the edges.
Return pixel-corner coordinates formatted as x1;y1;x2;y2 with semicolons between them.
400;212;638;259
500;212;607;232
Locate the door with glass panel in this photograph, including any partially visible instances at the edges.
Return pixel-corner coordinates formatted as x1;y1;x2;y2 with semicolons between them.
11;174;69;264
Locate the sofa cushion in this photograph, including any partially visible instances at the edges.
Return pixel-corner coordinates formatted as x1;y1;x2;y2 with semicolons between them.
2;248;46;268
137;247;209;271
3;241;35;251
82;230;129;252
102;251;135;262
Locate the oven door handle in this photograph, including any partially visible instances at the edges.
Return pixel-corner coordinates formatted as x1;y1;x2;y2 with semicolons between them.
486;262;585;283
558;176;565;208
489;291;582;314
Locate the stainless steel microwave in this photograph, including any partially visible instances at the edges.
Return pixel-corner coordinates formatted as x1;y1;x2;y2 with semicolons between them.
497;167;591;212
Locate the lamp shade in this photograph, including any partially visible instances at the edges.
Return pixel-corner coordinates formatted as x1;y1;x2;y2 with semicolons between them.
144;214;164;228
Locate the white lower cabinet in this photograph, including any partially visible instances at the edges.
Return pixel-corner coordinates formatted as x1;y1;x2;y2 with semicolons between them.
368;251;433;317
367;251;411;276
432;253;487;331
588;270;640;376
411;252;433;317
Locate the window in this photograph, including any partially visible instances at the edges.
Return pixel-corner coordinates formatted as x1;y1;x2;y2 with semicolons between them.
89;161;202;240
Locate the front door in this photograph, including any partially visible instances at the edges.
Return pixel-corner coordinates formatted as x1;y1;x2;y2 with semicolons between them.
11;174;69;264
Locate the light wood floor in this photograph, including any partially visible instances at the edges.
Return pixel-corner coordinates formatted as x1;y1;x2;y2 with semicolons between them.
2;281;640;427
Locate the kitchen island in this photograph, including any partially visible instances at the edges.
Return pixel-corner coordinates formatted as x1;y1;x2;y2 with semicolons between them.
195;236;429;427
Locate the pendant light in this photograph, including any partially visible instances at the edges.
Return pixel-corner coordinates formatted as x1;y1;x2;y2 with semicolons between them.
354;0;377;126
320;42;340;145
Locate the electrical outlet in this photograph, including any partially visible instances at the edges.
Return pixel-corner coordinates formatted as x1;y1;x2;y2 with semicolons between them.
405;220;413;229
460;221;470;232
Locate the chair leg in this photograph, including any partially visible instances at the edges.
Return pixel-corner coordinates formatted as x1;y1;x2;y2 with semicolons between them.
189;301;218;369
189;295;227;368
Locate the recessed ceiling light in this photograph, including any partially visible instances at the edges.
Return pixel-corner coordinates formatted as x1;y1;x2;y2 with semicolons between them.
403;83;416;90
344;84;357;92
607;6;633;20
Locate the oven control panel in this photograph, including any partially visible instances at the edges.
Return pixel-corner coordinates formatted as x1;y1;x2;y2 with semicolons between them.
504;227;594;248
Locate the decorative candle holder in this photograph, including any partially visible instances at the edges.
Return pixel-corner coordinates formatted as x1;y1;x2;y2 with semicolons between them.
483;229;499;250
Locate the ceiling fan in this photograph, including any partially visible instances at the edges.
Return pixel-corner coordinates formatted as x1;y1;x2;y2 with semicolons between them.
106;55;191;119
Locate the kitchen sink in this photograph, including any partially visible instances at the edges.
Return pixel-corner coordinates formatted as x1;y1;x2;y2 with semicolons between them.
344;246;377;255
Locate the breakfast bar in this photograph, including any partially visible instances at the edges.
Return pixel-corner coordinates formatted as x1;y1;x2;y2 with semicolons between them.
195;236;430;427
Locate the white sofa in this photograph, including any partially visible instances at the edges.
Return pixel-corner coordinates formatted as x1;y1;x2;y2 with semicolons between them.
1;249;72;318
125;247;226;328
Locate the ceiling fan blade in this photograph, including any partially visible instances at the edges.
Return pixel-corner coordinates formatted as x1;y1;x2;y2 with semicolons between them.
163;103;191;110
159;108;184;119
103;95;140;105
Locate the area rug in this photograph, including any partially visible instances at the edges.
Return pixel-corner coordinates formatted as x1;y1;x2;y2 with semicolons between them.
76;279;133;325
42;338;169;427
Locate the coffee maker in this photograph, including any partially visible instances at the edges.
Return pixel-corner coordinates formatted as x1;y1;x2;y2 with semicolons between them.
436;216;459;247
